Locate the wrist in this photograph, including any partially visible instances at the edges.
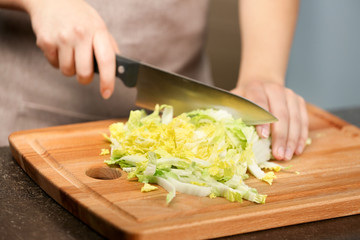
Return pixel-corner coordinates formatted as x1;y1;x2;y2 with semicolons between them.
236;74;285;89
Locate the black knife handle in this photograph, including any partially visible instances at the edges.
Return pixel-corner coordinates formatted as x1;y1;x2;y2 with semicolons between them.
94;55;139;87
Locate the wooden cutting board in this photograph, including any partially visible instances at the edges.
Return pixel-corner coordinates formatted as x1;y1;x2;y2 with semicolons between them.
9;104;360;240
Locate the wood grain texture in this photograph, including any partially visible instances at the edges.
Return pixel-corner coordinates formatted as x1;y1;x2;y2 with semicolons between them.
8;104;360;240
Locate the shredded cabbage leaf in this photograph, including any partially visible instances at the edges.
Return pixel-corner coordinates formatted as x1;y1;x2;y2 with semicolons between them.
141;183;158;192
104;104;284;204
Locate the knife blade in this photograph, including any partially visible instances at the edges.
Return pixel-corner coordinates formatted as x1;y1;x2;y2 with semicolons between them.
95;55;277;125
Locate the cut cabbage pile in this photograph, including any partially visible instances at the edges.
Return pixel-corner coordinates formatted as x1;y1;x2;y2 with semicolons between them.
104;105;286;204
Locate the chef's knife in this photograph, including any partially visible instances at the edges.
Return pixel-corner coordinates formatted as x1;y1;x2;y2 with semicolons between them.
94;55;277;125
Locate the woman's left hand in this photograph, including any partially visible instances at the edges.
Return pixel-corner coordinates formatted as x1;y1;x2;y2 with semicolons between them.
231;80;309;161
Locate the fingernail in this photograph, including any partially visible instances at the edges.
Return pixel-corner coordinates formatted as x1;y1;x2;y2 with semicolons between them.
285;147;293;160
296;144;304;155
277;146;285;159
102;89;111;99
261;127;269;138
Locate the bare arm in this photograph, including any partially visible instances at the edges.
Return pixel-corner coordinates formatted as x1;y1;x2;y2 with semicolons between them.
238;0;298;85
0;0;119;99
232;0;308;160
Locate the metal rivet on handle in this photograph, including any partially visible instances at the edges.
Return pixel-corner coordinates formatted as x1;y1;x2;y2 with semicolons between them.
118;65;125;74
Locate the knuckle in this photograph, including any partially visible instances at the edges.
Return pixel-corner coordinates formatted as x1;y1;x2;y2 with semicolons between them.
250;79;263;88
266;81;281;91
61;65;75;76
292;114;302;127
58;26;90;45
36;35;55;50
272;126;287;144
98;53;114;66
274;134;287;148
285;88;295;96
50;60;59;69
286;139;297;150
58;30;73;45
78;69;92;78
46;48;57;59
74;26;87;39
77;72;93;83
248;91;266;105
277;111;289;122
298;136;308;145
58;31;68;44
302;131;309;142
95;20;107;31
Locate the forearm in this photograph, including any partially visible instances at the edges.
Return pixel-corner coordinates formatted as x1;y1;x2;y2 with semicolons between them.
237;0;299;87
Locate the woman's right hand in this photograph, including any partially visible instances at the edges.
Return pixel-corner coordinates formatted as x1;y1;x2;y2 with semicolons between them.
25;0;119;99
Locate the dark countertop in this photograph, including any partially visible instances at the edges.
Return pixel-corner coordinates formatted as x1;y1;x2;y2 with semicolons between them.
1;107;360;240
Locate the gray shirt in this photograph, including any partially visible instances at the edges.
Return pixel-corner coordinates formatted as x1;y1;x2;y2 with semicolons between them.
0;0;211;146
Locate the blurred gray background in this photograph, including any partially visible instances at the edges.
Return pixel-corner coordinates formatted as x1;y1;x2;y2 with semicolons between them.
206;0;360;111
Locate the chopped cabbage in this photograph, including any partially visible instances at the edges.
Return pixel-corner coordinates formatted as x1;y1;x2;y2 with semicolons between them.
100;148;110;156
141;183;158;192
104;105;285;204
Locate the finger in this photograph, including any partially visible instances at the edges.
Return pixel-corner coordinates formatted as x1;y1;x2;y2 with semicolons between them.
109;34;120;54
295;96;309;155
36;37;59;68
74;40;94;85
93;29;116;99
284;89;301;160
264;84;289;160
58;45;75;76
44;48;59;68
256;124;270;139
241;81;270;138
